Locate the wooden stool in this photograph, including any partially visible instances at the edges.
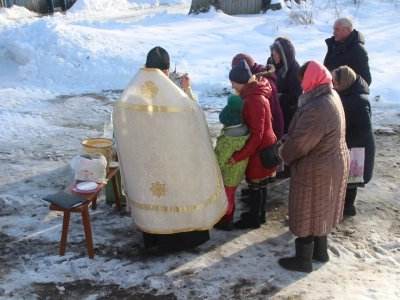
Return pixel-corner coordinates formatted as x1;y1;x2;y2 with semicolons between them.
49;167;121;258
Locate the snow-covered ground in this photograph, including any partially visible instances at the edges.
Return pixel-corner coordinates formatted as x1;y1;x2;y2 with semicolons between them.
0;0;399;299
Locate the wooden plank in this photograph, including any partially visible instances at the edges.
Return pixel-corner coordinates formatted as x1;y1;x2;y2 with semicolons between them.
251;0;256;14
246;0;261;14
220;0;227;15
5;0;75;13
219;0;262;16
229;0;234;16
221;0;231;16
240;0;246;14
234;0;239;15
53;0;62;7
219;0;225;14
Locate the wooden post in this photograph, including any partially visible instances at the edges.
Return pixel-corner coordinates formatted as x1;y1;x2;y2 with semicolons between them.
47;0;54;13
61;0;67;11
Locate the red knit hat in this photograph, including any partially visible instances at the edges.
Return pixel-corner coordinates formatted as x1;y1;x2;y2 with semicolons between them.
231;53;255;69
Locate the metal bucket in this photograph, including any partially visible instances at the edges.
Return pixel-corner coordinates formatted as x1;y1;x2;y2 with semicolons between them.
82;138;113;172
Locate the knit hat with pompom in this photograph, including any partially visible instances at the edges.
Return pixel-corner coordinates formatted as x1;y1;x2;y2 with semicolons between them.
219;94;243;126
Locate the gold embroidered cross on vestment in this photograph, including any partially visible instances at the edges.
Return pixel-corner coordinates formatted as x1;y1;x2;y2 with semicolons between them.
150;181;167;198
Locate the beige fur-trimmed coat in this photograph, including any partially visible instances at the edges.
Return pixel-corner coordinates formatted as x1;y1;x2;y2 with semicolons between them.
280;83;349;237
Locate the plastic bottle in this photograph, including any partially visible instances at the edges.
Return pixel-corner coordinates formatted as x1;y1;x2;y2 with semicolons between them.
103;109;114;140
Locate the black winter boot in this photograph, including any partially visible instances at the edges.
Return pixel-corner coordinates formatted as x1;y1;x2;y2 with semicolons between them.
240;188;251;205
213;222;234;231
213;212;234;231
240;188;251;196
276;165;291;179
260;187;267;224
312;236;329;262
240;210;266;224
343;187;357;216
240;196;251;205
278;238;313;273
240;187;267;224
234;188;262;229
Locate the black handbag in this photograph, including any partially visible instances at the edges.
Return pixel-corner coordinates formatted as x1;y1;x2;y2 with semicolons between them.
258;141;282;169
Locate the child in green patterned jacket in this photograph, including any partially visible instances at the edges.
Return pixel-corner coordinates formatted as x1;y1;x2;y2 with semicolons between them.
214;94;250;231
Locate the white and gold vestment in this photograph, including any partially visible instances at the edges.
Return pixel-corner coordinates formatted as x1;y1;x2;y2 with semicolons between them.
113;68;228;234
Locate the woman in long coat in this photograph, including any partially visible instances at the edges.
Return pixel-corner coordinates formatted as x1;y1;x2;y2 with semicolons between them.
332;66;375;216
278;60;349;272
227;59;278;229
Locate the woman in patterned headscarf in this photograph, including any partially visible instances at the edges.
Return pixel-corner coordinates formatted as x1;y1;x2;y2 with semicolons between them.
332;66;375;216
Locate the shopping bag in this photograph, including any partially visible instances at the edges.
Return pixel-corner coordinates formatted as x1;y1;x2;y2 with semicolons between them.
348;148;365;184
70;153;107;183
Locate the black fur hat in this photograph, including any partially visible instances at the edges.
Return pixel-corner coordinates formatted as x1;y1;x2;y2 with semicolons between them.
146;46;170;70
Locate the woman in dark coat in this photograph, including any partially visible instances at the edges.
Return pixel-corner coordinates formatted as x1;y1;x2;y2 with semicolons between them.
227;60;278;229
270;37;303;134
270;37;303;178
332;66;375;216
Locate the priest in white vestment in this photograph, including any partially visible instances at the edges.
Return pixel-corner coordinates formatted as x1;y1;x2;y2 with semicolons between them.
113;46;228;252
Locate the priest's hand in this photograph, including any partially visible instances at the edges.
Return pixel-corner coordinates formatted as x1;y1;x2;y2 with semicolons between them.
181;75;190;89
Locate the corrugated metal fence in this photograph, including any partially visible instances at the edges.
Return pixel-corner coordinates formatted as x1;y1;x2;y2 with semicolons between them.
0;0;76;13
220;0;263;15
